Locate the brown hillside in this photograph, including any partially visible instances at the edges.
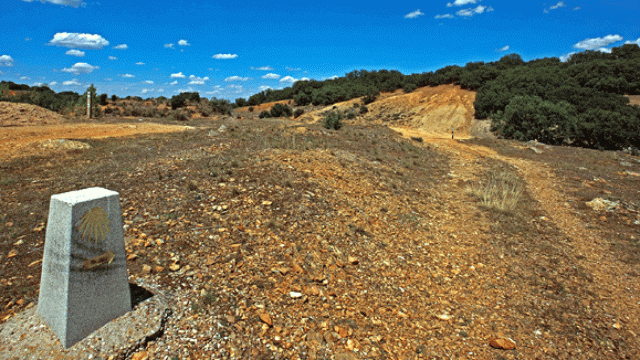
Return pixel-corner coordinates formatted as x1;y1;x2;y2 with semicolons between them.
298;85;482;138
0;101;67;127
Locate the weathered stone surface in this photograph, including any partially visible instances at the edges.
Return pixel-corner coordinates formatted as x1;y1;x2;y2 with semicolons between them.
36;188;131;348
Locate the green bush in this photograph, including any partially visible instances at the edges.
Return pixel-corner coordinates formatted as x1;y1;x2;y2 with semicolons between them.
492;95;577;145
346;111;356;119
403;83;417;93
270;103;293;117
258;110;271;118
359;105;368;114
323;111;343;130
171;110;189;121
363;93;377;105
97;93;108;106
294;93;312;106
235;98;247;107
248;106;254;112
294;109;304;118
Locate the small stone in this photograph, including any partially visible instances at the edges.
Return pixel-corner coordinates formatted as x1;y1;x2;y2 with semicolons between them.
155;266;164;273
489;338;516;350
169;263;180;271
290;291;303;298
131;351;149;360
259;312;273;326
436;314;451;320
613;323;622;329
304;286;320;296
335;326;349;338
141;265;152;274
348;256;359;265
262;200;273;206
13;239;23;246
127;253;138;261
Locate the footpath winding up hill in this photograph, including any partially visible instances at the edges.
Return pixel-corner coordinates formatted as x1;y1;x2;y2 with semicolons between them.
1;89;639;359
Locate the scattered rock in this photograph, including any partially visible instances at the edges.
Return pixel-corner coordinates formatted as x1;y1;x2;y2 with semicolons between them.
586;198;620;212
259;312;273;326
348;256;359;265
489;337;516;350
131;351;149;360
529;147;543;154
141;265;152;274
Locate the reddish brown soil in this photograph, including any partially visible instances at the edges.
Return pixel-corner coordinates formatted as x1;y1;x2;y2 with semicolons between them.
1;93;639;359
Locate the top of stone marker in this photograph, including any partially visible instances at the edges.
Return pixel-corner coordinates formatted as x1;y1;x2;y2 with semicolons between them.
51;187;119;205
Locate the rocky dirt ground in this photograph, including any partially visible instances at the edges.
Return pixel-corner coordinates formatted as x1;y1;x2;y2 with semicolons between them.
1;89;640;359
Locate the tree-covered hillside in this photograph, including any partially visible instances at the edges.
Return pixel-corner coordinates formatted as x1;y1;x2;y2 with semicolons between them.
240;44;640;150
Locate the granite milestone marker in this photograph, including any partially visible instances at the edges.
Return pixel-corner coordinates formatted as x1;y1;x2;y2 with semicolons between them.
37;187;132;348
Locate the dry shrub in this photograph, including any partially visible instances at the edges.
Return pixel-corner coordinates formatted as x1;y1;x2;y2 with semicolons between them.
466;168;524;211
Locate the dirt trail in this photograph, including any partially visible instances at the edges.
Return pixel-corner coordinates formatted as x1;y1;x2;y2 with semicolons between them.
393;126;640;348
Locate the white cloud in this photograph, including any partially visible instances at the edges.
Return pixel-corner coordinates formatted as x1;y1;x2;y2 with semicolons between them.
177;86;196;93
164;43;174;48
435;14;454;19
21;0;85;8
280;76;308;83
170;72;186;78
143;80;154;84
178;39;190;46
113;44;128;50
170;80;178;85
251;66;274;70
49;81;57;85
141;88;153;94
573;6;580;10
0;55;14;66
573;34;623;50
261;73;281;79
49;32;109;49
188;75;210;85
61;62;99;74
496;45;510;52
456;5;491;17
624;38;640;46
286;67;301;71
136;62;145;65
213;53;238;59
559;52;576;62
120;74;135;78
447;0;480;7
258;85;272;92
108;56;117;60
62;79;82;86
20;76;30;80
225;76;250;81
549;1;565;10
157;88;164;93
597;47;612;53
65;49;85;57
405;9;424;19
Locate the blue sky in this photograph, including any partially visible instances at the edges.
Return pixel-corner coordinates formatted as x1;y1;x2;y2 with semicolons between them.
1;0;639;100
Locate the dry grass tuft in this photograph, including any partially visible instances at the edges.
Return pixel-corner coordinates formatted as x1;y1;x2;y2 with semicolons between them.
466;167;524;211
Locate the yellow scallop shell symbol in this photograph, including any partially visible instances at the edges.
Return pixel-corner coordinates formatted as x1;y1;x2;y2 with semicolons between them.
77;207;111;243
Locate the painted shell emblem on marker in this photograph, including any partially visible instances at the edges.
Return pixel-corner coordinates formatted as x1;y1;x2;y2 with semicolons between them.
83;250;116;270
76;207;110;243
